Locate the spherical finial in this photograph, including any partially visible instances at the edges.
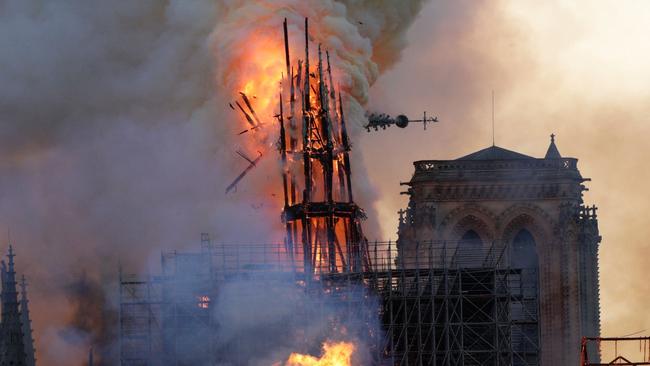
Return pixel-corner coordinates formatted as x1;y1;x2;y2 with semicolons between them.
550;133;556;143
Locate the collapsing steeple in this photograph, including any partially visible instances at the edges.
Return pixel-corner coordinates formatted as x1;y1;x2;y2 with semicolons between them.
20;276;36;366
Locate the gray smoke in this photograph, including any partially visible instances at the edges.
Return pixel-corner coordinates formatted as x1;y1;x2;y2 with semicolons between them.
208;278;377;365
0;1;427;364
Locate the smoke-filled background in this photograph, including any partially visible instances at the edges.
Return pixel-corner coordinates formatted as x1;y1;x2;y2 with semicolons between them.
0;0;424;364
1;0;649;364
362;0;650;361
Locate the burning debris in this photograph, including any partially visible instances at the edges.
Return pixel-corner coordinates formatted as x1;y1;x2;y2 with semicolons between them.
2;1;436;364
284;341;356;366
233;92;265;135
226;17;371;274
225;150;263;194
276;18;370;274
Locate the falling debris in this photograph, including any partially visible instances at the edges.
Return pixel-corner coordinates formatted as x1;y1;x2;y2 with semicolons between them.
239;92;263;126
234;100;256;127
225;150;263;194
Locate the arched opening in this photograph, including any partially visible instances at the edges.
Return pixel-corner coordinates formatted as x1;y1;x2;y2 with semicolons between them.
511;229;539;269
457;229;483;267
510;228;539;361
461;229;482;249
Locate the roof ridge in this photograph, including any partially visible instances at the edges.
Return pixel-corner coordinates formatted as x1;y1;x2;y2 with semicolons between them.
456;145;534;161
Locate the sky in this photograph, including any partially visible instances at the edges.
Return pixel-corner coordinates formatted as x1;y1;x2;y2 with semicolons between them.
1;0;650;364
362;0;650;360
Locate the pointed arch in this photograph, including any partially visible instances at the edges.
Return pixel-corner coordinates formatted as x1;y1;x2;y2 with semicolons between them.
439;203;497;242
498;203;554;244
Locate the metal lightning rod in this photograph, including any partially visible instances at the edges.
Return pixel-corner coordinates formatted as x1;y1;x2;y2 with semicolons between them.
492;90;495;146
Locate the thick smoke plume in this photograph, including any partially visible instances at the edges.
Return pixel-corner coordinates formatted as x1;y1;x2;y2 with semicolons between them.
207;278;377;365
362;0;650;361
62;273;117;365
210;0;429;237
0;1;427;364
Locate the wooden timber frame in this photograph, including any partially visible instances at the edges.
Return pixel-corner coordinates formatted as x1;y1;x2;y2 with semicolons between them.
278;18;369;274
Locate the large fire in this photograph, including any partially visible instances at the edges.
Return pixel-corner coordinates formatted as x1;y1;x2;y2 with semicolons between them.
229;32;284;151
284;341;355;366
224;17;370;274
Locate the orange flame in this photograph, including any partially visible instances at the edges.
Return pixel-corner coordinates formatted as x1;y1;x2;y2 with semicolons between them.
285;341;355;366
228;32;285;151
197;295;210;309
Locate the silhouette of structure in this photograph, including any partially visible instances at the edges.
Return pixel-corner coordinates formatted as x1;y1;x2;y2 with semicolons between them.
580;337;650;365
118;137;600;366
398;136;601;365
0;246;36;366
19;276;35;366
277;18;369;274
119;16;600;366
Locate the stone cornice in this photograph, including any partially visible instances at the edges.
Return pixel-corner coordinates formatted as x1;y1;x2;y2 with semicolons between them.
411;182;584;201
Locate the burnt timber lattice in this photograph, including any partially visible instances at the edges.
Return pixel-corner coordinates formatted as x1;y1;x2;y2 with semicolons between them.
277;18;368;274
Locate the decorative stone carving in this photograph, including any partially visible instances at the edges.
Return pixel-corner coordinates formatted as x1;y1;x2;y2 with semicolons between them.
398;142;600;366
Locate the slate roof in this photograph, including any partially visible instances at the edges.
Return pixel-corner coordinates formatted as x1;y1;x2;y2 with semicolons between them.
456;145;535;161
545;134;562;159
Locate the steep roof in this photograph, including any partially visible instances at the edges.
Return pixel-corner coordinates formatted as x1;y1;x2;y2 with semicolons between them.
456;145;534;161
545;134;562;159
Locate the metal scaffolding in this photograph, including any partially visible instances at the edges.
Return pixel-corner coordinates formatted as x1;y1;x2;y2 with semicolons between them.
119;239;539;365
580;337;650;366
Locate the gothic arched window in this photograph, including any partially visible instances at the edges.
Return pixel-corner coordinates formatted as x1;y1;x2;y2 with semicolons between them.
460;229;482;250
510;228;540;358
458;229;483;267
511;229;539;269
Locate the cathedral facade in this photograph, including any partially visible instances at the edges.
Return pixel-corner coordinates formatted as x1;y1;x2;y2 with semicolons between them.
397;136;601;365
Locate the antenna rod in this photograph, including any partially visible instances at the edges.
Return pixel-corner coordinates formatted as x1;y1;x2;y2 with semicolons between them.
492;90;495;146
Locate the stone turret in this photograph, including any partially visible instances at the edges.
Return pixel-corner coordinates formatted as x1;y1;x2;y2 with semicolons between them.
545;133;562;159
398;135;601;365
20;276;35;366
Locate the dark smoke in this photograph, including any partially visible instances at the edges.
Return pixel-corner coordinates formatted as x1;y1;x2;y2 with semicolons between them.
62;272;117;366
0;1;427;364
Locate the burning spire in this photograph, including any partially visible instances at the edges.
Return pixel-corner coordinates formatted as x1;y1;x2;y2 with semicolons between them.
277;18;370;274
226;17;370;273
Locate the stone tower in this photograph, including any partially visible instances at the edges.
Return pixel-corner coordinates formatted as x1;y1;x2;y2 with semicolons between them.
20;276;36;366
0;246;27;365
397;135;601;365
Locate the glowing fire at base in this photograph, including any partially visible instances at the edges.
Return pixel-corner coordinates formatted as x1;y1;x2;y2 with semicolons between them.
285;341;355;366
